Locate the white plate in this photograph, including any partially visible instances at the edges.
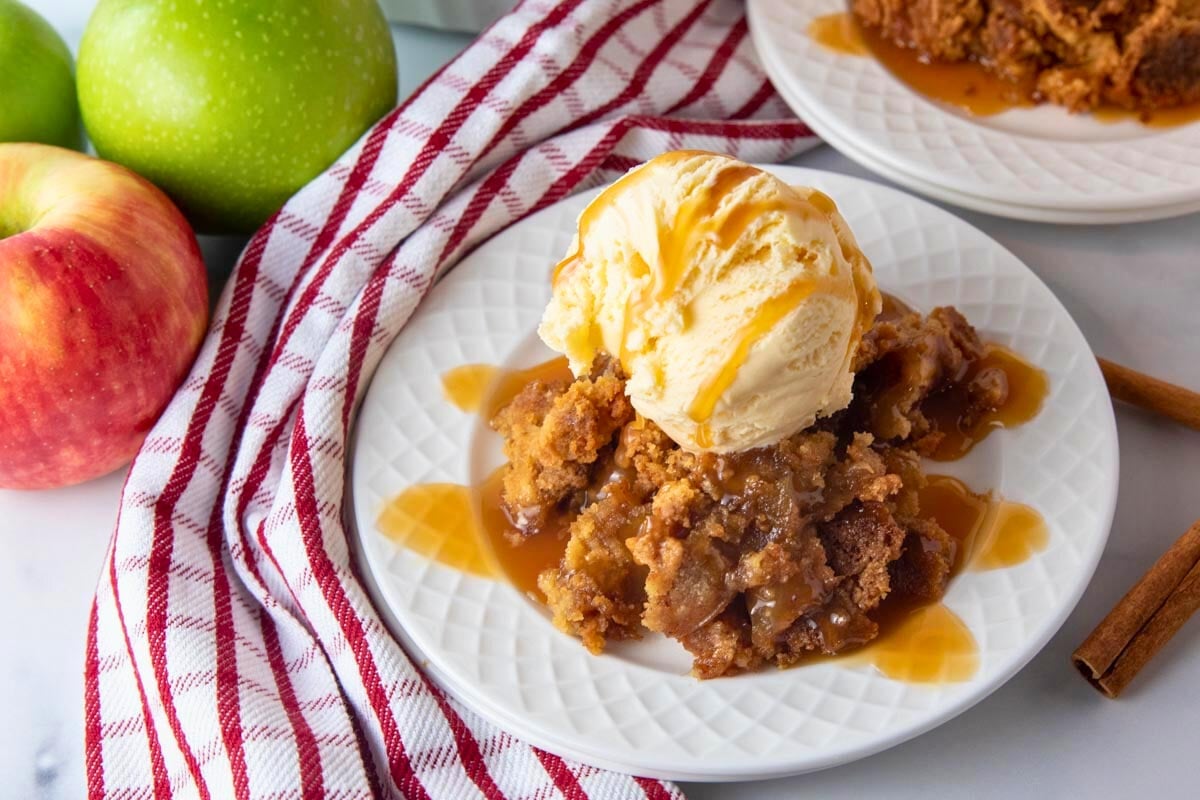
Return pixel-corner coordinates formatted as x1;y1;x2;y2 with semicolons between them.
349;167;1119;782
747;0;1200;218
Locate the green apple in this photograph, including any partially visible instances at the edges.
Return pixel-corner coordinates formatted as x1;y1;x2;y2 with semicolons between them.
77;0;398;233
0;0;82;149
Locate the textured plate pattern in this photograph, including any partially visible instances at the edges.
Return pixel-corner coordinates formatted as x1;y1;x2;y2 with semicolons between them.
747;0;1200;214
794;115;1200;225
350;168;1118;781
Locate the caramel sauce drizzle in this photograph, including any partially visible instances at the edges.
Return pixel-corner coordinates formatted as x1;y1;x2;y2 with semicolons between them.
657;163;763;303
688;188;872;434
551;149;707;288
385;186;1050;686
687;276;819;438
552;153;872;432
809;11;1200;125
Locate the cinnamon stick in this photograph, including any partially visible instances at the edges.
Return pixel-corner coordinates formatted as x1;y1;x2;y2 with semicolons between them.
1073;520;1200;697
1098;358;1200;433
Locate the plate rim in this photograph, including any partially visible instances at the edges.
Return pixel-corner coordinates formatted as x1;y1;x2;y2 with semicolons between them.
348;166;1120;781
746;0;1200;215
764;71;1200;225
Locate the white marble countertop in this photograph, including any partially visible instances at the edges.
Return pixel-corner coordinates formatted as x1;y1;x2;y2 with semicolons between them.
5;4;1200;798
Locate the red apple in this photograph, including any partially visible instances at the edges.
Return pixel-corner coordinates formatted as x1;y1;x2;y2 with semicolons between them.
0;143;208;489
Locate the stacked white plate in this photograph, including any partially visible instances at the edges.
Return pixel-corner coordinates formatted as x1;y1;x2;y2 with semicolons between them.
747;0;1200;224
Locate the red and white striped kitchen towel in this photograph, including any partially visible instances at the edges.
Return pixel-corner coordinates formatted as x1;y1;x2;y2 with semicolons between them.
85;1;818;796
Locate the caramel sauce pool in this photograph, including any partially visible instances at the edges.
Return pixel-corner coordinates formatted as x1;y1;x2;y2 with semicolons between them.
858;603;979;683
376;483;496;578
844;475;1046;681
479;466;568;598
388;357;574;599
376;466;566;600
442;356;571;418
809;12;1200;125
920;475;1050;572
1091;103;1200;128
924;344;1049;461
877;292;1049;461
806;10;867;56
809;12;1032;116
380;353;1049;683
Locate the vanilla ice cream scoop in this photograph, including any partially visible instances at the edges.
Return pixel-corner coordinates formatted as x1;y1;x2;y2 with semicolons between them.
538;151;881;453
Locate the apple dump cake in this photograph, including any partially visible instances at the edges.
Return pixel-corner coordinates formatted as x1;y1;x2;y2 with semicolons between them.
851;0;1200;112
492;305;1005;677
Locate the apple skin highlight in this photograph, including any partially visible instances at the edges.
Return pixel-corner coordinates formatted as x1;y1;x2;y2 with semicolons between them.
0;144;208;489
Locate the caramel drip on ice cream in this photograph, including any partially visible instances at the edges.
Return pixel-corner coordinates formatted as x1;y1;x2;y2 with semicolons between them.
685;189;876;435
652;163;762;302
550;153;879;443
687;277;819;428
553;152;824;371
806;189;876;347
551;150;702;287
618;252;653;366
713;189;825;252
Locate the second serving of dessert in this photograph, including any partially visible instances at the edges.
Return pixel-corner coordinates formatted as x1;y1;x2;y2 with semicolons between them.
851;0;1200;115
806;0;1200;123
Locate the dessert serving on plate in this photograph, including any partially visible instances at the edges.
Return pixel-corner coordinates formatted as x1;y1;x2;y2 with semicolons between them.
747;0;1200;224
852;0;1200;113
422;151;1050;679
352;156;1118;777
